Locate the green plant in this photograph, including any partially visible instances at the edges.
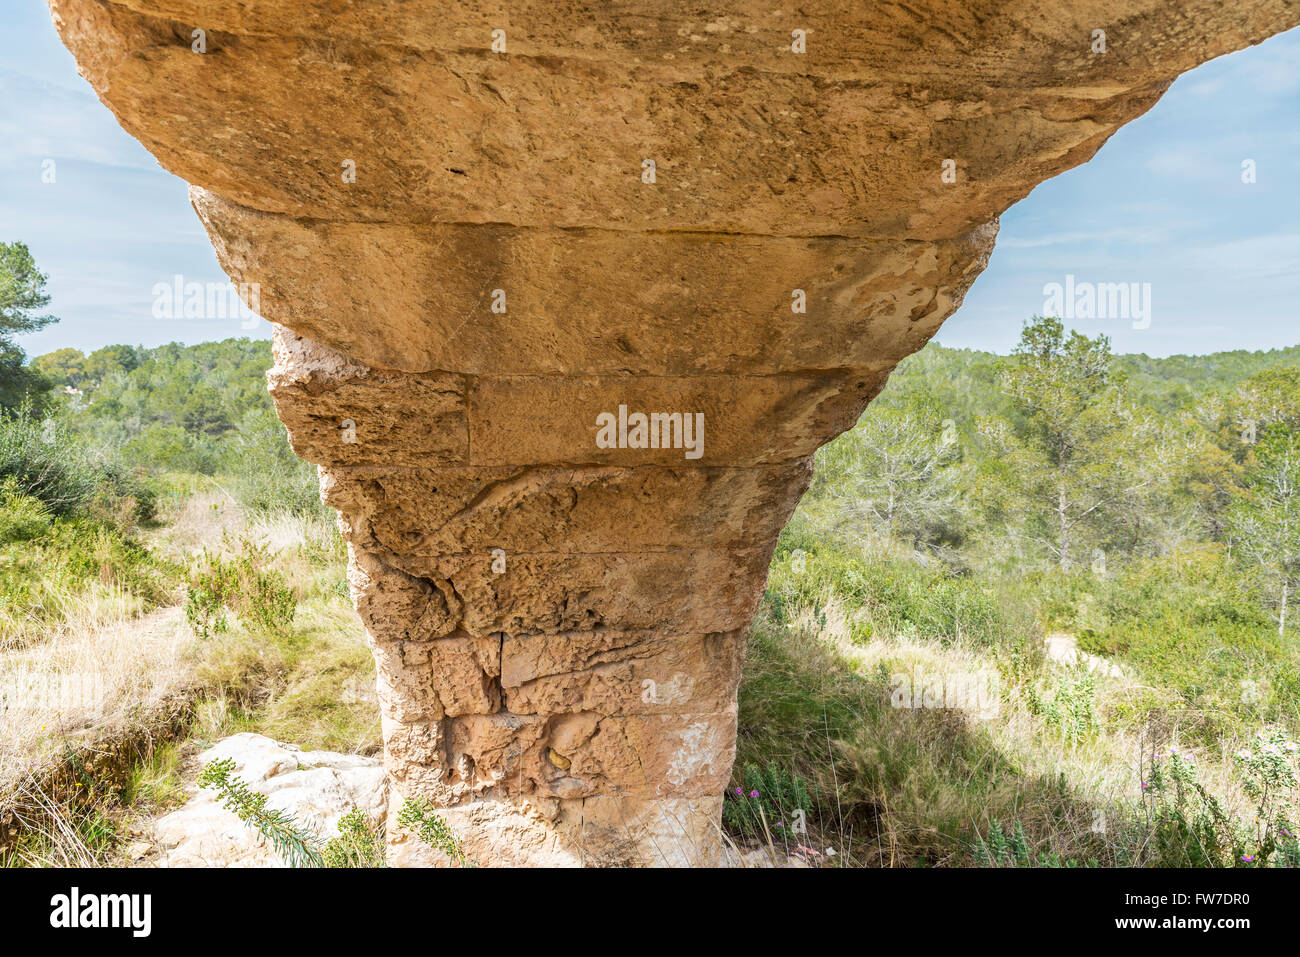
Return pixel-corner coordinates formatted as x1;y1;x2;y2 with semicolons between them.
196;757;323;867
184;540;296;638
723;761;813;847
397;797;470;866
0;476;51;542
973;819;1031;866
1233;726;1300;864
1028;669;1099;745
222;408;329;518
973;819;1096;867
184;572;231;638
197;758;389;868
1134;733;1300;868
1139;747;1234;867
321;808;386;868
0;406;155;523
765;544;1029;654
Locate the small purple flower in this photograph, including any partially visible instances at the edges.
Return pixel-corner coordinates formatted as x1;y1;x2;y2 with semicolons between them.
1241;855;1255;864
734;787;743;796
749;790;760;798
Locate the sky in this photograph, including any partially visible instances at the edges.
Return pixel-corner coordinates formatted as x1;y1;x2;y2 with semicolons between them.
1;3;1297;359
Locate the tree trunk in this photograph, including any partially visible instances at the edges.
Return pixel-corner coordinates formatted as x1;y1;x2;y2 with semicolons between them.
1281;582;1289;637
1058;483;1071;571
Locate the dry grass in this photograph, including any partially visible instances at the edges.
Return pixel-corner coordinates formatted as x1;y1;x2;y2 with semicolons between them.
0;582;153;653
0;608;192;791
143;485;242;560
0;487;265;794
148;480;335;558
0;488;379;864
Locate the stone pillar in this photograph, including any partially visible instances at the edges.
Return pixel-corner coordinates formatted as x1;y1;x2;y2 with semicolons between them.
48;0;1299;864
256;221;995;864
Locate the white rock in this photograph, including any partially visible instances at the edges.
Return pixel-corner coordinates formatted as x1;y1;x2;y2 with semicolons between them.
152;733;386;867
1043;633;1126;679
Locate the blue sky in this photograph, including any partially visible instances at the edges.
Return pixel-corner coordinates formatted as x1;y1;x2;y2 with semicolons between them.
2;3;1297;359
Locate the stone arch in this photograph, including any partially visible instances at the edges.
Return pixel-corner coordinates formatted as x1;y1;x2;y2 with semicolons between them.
47;0;1300;865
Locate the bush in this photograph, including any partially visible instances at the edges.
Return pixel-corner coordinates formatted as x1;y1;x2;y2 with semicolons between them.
1140;748;1233;867
0;477;51;542
972;819;1095;867
0;406;155;524
219;409;325;517
55;519;174;604
1070;547;1300;736
1027;669;1100;746
1132;733;1300;868
766;537;1036;658
121;423;222;475
185;540;297;638
0;490;175;644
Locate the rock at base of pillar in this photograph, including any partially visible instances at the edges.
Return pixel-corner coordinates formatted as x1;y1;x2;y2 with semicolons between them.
385;786;725;868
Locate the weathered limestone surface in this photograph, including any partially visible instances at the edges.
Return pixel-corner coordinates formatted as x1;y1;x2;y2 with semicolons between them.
50;0;1300;866
153;734;387;868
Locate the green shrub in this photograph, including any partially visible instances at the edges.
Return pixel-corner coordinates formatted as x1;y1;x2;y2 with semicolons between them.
973;819;1096;867
121;423;222;475
1233;726;1300;865
0;407;155;524
321;808;386;868
1125;731;1300;868
1140;748;1233;868
1027;669;1100;746
1104;549;1295;731
220;408;325;518
1015;547;1299;739
56;519;174;603
0;505;176;644
766;541;1035;657
185;540;296;638
0;477;51;542
397;797;471;866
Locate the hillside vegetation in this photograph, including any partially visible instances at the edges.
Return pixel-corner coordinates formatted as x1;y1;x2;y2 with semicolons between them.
6;323;1300;867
